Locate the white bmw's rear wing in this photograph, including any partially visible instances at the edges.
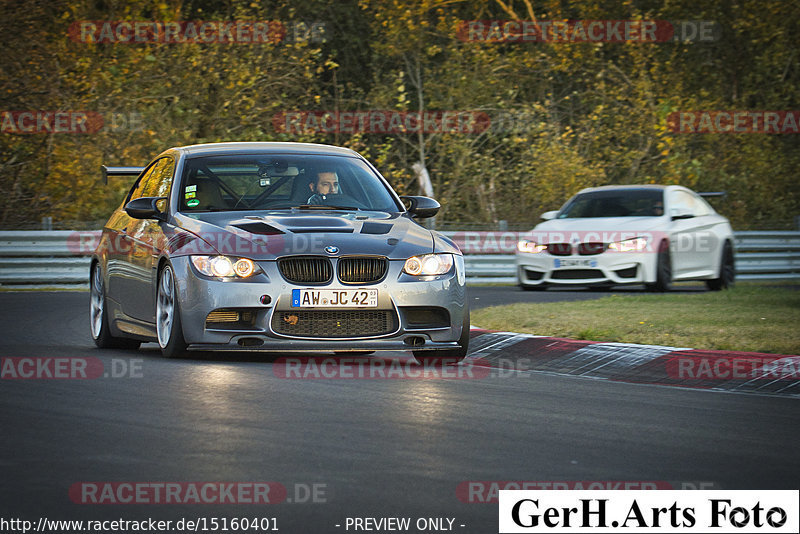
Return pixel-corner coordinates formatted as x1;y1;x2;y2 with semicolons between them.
101;165;144;185
698;191;727;198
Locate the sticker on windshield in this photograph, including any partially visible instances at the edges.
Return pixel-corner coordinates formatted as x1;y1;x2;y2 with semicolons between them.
185;185;197;192
186;199;200;207
185;191;196;199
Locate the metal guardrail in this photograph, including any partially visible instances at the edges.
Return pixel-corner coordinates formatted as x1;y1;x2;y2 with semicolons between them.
444;230;800;283
731;231;800;281
0;230;798;285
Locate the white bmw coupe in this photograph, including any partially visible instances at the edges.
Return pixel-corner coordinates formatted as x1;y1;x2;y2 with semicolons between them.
516;185;735;291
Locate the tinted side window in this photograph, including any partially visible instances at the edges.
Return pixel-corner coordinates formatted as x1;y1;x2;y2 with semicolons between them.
143;158;175;199
127;159;163;202
127;158;174;201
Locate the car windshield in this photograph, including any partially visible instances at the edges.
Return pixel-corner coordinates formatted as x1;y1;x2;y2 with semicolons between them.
179;154;401;212
557;189;665;218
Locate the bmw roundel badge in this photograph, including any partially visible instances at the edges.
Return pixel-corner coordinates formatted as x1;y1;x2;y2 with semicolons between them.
325;246;339;255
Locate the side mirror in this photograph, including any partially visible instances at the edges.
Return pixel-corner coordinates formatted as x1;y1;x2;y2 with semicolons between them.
125;197;167;221
400;195;440;219
540;210;559;221
670;208;695;221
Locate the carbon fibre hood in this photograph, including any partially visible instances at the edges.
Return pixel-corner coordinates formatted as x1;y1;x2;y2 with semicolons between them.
171;210;435;259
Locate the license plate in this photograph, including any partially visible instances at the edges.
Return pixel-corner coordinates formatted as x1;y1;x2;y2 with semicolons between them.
292;288;378;308
554;258;596;268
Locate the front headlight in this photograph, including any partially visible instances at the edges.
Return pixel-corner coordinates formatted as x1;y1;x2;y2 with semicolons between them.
517;240;547;253
403;253;454;276
608;237;649;252
191;256;260;278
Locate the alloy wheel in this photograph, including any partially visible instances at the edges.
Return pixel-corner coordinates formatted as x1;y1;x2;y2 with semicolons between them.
156;266;175;348
89;266;104;339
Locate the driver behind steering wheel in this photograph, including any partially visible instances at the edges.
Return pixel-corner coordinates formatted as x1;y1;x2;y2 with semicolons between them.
307;170;339;205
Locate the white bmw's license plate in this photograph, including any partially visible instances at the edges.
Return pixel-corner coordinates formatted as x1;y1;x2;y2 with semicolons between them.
292;288;378;308
554;258;596;268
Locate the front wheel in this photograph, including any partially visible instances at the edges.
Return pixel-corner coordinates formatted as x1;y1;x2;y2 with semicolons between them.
414;308;470;365
706;241;735;291
645;242;672;292
90;264;141;350
156;264;188;358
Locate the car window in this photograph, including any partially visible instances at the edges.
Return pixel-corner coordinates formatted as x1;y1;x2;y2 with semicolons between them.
127;157;174;202
558;189;664;218
126;161;158;202
669;190;705;216
692;193;714;216
142;158;175;199
178;154;401;212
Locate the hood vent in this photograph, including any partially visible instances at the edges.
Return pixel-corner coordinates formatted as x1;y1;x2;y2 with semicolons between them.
288;227;354;234
231;222;284;235
360;222;393;235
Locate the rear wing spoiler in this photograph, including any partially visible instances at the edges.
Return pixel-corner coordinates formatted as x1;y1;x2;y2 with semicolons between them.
101;165;144;185
698;191;727;198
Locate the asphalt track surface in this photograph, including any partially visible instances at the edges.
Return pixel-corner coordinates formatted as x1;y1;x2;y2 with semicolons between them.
1;288;798;533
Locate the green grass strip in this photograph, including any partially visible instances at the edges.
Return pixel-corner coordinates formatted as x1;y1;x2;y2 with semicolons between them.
471;286;800;355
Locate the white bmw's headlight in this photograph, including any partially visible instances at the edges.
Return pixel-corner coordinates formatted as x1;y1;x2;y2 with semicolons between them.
608;237;649;252
191;256;259;278
403;253;454;276
517;240;547;253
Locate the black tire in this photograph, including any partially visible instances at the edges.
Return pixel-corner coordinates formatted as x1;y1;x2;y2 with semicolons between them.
645;241;672;292
156;264;188;359
414;308;470;365
90;263;141;350
706;241;735;291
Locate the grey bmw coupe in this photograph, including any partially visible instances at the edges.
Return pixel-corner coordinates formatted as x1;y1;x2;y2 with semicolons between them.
90;142;469;362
